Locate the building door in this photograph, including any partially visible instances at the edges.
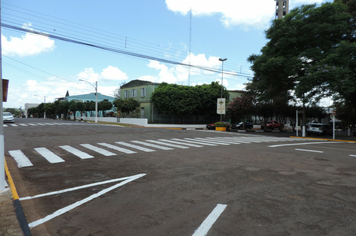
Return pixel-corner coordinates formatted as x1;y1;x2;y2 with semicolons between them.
141;107;145;118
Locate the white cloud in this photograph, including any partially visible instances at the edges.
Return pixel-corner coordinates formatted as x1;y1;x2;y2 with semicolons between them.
101;66;128;81
2;23;55;57
77;68;100;85
166;0;329;30
215;78;229;87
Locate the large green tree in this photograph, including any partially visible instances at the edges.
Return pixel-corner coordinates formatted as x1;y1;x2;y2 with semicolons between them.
151;82;228;116
113;98;140;116
247;2;354;104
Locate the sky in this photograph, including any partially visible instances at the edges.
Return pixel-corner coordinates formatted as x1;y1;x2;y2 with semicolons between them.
2;0;332;109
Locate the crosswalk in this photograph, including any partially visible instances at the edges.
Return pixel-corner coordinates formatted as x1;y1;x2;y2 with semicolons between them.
3;122;93;128
8;136;301;169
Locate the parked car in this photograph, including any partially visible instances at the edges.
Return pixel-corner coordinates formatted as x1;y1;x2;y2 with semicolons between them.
206;121;230;130
231;122;253;129
3;112;15;123
261;120;283;130
307;123;332;136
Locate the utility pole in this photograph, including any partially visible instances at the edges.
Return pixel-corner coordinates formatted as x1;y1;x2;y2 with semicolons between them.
0;0;5;191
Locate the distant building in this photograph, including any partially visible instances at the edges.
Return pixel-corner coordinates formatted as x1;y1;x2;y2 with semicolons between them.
120;79;246;123
24;103;40;118
275;0;289;19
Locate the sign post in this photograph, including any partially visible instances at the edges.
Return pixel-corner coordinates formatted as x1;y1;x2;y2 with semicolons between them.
332;109;336;140
217;98;226;122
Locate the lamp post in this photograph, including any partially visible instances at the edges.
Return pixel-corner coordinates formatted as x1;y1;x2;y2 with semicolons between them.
34;95;46;118
219;58;227;122
79;79;98;123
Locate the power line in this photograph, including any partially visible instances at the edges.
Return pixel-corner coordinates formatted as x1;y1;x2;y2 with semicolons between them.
2;23;253;78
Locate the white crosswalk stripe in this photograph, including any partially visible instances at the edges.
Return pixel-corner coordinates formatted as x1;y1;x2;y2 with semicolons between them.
146;140;190;149
19;124;28;126
97;143;137;154
59;145;94;159
10;124;18;127
28;123;37;126
172;138;217;146
131;141;174;150
80;144;117;156
34;147;65;163
158;139;204;147
115;142;155;152
8;135;311;168
3;124;7;127
8;150;33;168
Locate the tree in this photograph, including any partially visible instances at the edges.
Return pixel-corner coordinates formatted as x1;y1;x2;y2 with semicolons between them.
60;101;70;119
247;2;353;105
76;101;86;118
98;100;113;116
69;100;77;120
151;82;229;116
113;98;140;116
227;94;256;122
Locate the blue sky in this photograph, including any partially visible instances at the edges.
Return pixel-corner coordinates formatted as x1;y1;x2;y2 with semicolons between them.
2;0;331;108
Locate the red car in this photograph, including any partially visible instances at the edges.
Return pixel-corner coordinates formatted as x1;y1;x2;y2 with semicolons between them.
261;120;283;130
206;121;230;130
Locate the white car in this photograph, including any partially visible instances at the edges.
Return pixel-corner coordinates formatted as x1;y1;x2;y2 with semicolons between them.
3;112;15;123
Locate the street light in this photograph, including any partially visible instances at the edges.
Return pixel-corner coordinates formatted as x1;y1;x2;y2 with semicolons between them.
34;95;46;118
219;58;227;122
79;79;98;123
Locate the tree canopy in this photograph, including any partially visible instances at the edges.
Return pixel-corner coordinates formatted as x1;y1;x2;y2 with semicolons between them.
247;2;355;105
151;82;229;116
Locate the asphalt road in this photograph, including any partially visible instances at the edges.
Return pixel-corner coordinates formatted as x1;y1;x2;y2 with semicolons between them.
4;118;356;236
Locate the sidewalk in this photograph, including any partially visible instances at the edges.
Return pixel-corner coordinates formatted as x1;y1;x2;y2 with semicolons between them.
0;185;23;236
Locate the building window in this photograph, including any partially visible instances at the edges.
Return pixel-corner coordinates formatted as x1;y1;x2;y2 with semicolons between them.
131;89;137;98
124;90;129;98
141;88;146;97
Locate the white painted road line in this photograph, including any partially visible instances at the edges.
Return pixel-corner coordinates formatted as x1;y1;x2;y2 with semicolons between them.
81;144;118;156
350;155;356;157
20;176;135;200
59;145;94;159
173;138;217;146
37;123;45;125
28;123;37;126
192;204;227;236
28;173;146;228
295;149;324;153
131;141;174;150
34;148;65;163
44;123;55;125
115;141;156;152
10;124;18;126
159;139;203;147
97;143;136;154
269;142;336;147
190;138;231;145
8;150;34;168
146;140;190;149
19;124;28;126
3;124;7;127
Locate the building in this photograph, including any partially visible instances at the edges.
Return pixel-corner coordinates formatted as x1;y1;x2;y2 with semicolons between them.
120;80;160;122
275;0;289;19
24;103;40;118
120;79;246;123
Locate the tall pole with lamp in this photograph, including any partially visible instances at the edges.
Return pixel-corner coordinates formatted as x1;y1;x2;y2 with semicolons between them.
0;0;5;190
219;58;227;122
79;79;98;123
34;95;46;118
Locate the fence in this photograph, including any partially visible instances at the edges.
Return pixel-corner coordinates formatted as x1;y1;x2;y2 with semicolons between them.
151;114;222;124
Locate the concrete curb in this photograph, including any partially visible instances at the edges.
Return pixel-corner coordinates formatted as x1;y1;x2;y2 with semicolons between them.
4;159;32;236
290;136;356;143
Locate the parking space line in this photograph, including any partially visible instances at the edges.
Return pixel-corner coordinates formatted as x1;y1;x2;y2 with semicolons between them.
8;150;34;168
192;204;227;236
34;148;65;163
131;141;174;150
20;176;135;200
269;142;335;147
115;141;156;152
81;144;118;156
97;143;136;154
295;148;324;153
146;140;190;149
159;139;203;147
28;173;146;228
59;145;94;159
